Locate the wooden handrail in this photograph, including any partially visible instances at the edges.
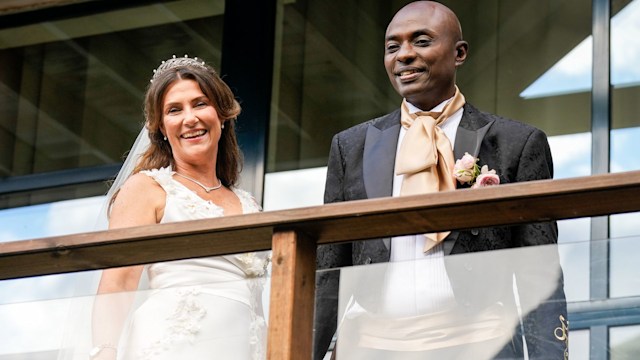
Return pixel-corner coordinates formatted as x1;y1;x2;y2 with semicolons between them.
2;170;640;359
2;171;639;280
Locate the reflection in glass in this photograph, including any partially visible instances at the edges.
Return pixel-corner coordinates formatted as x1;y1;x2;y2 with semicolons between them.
548;132;591;179
609;236;640;298
610;325;640;359
612;127;640;173
557;231;590;302
334;243;567;359
269;0;395;172
0;0;225;208
270;0;593;174
569;329;590;359
520;0;640;99
1;276;271;359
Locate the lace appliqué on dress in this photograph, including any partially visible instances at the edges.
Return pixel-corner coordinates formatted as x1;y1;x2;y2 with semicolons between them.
136;288;207;360
142;167;225;218
235;252;271;277
140;167;270;359
234;251;271;359
235;252;271;360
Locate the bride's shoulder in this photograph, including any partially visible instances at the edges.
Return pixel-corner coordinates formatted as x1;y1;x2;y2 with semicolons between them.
109;172;166;226
119;172;164;199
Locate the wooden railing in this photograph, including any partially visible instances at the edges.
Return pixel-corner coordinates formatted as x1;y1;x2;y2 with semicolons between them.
2;171;640;359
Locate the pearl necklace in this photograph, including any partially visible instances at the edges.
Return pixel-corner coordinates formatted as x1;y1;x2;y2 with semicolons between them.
174;172;222;192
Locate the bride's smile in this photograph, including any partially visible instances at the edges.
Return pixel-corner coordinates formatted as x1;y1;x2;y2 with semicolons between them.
161;78;222;165
92;56;263;360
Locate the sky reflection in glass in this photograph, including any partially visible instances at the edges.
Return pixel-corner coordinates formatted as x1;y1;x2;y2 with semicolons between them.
520;0;640;99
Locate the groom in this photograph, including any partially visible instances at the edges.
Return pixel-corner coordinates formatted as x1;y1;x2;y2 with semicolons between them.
314;1;568;359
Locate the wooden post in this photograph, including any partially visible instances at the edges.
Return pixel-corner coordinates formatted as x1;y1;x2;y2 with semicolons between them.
267;230;317;359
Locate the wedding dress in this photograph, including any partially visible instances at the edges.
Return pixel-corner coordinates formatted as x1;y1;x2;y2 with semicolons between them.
114;166;270;360
57;164;270;360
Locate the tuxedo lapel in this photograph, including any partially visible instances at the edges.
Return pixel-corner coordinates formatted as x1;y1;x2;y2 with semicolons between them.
362;111;400;254
444;103;495;255
360;105;494;256
363;111;401;199
453;104;495;160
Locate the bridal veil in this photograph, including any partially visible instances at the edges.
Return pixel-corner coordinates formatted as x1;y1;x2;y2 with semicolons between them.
57;126;151;360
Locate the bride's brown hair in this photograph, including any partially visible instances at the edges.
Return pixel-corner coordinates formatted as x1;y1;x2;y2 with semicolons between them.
134;62;242;187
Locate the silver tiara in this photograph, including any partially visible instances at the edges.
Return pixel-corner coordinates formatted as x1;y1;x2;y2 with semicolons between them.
150;54;207;83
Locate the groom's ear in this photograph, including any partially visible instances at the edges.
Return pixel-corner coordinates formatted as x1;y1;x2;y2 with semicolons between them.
455;41;468;66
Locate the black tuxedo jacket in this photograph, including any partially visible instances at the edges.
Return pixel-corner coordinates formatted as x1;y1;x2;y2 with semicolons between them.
314;103;568;359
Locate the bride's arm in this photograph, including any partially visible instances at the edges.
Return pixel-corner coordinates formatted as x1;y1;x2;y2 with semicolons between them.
91;267;143;360
90;174;165;359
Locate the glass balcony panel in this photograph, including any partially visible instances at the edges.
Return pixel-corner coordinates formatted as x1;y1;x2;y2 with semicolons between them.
330;242;567;359
318;236;639;359
569;328;590;359
556;216;591;303
0;271;271;359
610;236;640;298
2;235;640;359
610;325;640;359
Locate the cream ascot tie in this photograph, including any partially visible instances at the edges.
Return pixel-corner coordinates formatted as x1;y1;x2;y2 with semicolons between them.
395;86;466;252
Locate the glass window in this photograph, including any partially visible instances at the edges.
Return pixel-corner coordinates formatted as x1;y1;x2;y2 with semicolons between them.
0;2;226;357
0;0;225;208
611;0;640;133
610;0;640;244
268;0;394;172
269;0;593;173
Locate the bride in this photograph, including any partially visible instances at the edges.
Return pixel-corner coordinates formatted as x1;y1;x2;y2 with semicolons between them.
87;55;270;360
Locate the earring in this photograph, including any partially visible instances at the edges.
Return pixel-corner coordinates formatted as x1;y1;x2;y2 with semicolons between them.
221;123;225;129
163;135;167;141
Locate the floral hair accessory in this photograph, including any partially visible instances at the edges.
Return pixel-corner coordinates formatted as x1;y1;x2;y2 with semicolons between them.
453;152;500;188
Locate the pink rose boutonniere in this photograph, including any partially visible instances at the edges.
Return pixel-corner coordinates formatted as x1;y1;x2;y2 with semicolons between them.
453;152;500;189
473;165;500;188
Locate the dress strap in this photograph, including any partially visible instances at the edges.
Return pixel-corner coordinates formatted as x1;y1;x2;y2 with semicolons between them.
140;167;176;194
232;188;262;214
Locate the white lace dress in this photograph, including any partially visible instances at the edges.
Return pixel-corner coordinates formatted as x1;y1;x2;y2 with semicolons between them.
118;167;270;360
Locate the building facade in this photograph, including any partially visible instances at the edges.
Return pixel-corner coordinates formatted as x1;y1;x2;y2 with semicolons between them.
1;0;639;358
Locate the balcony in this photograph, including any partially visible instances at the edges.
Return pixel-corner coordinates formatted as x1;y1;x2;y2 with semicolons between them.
1;171;640;359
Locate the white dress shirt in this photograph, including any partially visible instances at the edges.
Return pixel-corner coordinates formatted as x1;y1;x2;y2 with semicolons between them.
380;97;463;316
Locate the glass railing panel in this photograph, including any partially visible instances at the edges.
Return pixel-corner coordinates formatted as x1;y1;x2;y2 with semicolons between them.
558;218;591;302
610;324;640;359
570;328;591;359
611;212;640;239
317;237;640;359
610;235;640;298
0;258;271;360
0;196;106;306
324;242;567;359
1;294;72;358
0;270;101;305
3;233;640;359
